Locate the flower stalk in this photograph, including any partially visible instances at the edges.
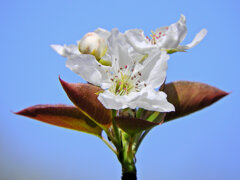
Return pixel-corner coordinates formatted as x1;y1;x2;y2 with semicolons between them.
111;110;137;179
118;132;137;180
112;110;121;148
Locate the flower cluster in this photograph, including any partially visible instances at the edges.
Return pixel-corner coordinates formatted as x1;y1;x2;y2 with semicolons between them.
51;14;207;112
17;14;230;180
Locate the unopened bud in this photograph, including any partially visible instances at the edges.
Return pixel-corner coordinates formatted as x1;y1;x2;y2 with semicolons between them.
78;32;107;60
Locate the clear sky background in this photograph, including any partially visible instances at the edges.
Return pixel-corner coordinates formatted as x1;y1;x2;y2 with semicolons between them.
1;0;239;179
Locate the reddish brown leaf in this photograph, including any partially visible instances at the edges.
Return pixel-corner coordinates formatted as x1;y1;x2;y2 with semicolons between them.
164;81;229;122
59;78;112;129
15;104;102;136
115;116;160;135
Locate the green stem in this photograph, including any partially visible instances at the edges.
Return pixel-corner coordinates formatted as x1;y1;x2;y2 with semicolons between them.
119;133;137;180
119;149;137;180
136;108;144;119
112;110;121;149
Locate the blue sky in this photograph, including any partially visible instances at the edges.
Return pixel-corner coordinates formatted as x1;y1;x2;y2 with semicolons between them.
1;0;240;179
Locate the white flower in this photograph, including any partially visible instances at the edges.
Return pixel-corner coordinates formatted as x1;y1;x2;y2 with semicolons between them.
125;14;207;53
51;28;110;60
66;29;175;112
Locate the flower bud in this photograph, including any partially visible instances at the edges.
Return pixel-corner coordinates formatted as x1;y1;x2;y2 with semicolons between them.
78;32;107;60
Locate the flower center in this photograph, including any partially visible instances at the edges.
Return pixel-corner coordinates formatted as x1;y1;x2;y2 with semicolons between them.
146;28;168;44
108;61;146;96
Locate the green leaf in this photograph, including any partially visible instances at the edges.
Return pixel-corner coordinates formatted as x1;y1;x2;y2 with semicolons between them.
115;117;160;136
164;81;229;122
15;104;102;136
59;78;112;130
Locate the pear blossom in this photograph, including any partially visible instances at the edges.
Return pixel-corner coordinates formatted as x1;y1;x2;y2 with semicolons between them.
66;29;175;112
125;14;207;53
51;28;110;60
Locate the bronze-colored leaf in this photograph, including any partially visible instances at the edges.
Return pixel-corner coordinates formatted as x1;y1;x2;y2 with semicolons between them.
115;116;160;135
15;104;102;136
164;81;229;122
59;78;112;129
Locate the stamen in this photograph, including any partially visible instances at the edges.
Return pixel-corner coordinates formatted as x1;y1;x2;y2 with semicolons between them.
108;58;145;96
147;29;169;44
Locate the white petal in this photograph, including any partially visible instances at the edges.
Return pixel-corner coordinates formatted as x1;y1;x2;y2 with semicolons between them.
178;28;207;50
51;44;65;56
138;50;169;88
98;88;174;112
106;29;120;59
157;14;187;49
94;28;111;40
117;45;132;68
105;29;133;68
98;90;132;110
107;29;128;54
98;89;153;110
128;88;175;112
125;29;155;53
66;54;111;87
51;44;80;57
